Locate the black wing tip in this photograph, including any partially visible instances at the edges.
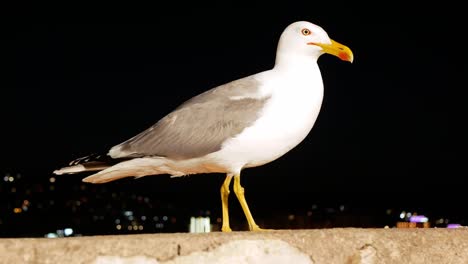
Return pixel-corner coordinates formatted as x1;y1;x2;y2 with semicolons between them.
69;153;109;166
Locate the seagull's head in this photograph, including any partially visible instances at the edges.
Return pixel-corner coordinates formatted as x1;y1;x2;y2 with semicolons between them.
276;21;353;64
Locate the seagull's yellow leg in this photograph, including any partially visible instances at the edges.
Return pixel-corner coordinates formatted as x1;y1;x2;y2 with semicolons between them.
220;174;233;232
233;174;264;231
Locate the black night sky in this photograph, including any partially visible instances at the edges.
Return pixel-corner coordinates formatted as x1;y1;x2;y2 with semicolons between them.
4;2;467;236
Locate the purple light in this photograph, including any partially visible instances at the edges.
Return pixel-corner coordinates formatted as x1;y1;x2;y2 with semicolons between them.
447;224;461;229
409;215;428;223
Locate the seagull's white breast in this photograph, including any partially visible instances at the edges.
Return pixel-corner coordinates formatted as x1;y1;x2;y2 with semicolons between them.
211;65;324;173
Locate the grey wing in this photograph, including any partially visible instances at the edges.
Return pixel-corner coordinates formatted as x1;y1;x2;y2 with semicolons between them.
109;76;270;160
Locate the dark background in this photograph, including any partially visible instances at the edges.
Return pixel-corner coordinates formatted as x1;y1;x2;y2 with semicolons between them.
3;1;466;237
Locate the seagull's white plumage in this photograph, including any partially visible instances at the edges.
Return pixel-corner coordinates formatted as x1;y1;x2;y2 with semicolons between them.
54;21;353;231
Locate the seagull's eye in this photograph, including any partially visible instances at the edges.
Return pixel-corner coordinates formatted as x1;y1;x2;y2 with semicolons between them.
301;28;311;36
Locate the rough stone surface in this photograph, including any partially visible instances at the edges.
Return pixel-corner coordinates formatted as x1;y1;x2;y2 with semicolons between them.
0;228;467;264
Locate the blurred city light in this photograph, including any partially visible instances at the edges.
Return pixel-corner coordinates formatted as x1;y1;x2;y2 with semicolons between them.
64;228;74;236
189;217;211;233
409;215;428;223
45;233;58;238
399;211;405;219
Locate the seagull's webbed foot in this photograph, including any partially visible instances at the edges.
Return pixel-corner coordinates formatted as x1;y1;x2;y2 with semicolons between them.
250;226;271;232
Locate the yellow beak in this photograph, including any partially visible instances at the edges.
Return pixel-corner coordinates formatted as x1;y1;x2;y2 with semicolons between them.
308;39;354;63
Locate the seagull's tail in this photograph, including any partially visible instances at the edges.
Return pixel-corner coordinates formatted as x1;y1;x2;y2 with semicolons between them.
53;153;123;176
55;155;175;184
81;157;171;184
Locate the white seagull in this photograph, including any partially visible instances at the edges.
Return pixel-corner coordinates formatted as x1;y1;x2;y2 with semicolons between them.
54;21;353;232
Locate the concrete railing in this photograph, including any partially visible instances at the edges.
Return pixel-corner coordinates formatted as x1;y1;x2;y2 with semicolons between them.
1;228;467;263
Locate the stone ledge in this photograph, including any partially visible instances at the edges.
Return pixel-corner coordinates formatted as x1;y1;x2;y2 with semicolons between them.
1;228;467;264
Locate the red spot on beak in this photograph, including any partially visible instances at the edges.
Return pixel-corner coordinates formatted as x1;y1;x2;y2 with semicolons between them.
338;52;350;61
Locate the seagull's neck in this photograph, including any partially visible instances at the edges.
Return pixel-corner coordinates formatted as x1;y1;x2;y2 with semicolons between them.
273;52;320;75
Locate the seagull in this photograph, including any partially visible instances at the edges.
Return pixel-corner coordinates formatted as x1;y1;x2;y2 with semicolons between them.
54;21;353;232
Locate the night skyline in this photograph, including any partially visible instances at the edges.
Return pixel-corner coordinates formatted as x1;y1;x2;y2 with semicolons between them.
4;2;467;236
